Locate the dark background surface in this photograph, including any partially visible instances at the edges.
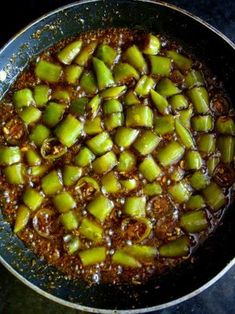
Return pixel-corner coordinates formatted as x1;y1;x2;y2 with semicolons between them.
0;1;235;313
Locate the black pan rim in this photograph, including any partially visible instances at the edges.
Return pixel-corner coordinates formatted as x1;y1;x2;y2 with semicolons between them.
0;0;235;312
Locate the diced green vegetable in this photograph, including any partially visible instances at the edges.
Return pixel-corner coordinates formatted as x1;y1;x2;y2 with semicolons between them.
57;40;82;65
52;89;70;103
124;91;140;106
126;105;153;127
143;182;162;196
103;99;122;114
112;250;141;268
60;211;78;230
135;75;155;97
188;87;209;114
143;34;161;55
54;114;83;147
179;107;193;129
96;44;117;66
29;124;50;146
19;106;41;125
75;41;97;66
154;115;175;135
170;94;188;111
156;78;181;97
87;95;101;118
159;236;189;257
35;60;62;83
92;151;117;174
216;117;235;135
92;57;114;90
192;115;213;132
185;151;203;170
168;181;192;203
87;194;113;223
120;179;137;191
64;235;81;255
0;146;21;166
53;192;76;213
114;63;139;84
80;70;97;94
123;45;148;74
150;89;169;114
189;171;210;190
124;196;146;218
14;205;31;233
79;218;103;242
207;156;220;175
3;163;25;184
41;170;63;195
117;150;136;172
23;188;43;211
101;171;121;193
186;195;205;210
75;147;95;167
134;130;160;155
139;156;161;182
175;118;195;149
70;97;88;116
33;85;50;107
84;116;103;135
167;50;192;71
25;148;41;166
63;165;82;186
198;134;216;154
217;136;235;163
79;247;106;266
64;65;83;84
101;86;126;99
123;245;157;261
13;88;34;108
42;102;65;127
104;113;124;131
157;141;185;167
30;165;49;177
149;55;171;76
185;69;204;88
202;182;226;211
114;127;139;148
86;131;113;155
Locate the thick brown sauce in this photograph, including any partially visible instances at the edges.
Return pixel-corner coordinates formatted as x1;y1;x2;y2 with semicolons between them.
0;28;233;285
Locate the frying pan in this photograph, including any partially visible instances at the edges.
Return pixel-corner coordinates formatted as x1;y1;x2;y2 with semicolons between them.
0;0;235;312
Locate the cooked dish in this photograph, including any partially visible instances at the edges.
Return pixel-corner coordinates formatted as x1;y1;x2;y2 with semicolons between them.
0;28;234;285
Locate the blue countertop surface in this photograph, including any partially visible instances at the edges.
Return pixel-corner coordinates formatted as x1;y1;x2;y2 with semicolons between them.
0;1;235;313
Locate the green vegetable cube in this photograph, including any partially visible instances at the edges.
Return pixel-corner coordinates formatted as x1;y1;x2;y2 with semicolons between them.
168;181;192;203
86;131;113;155
79;218;103;242
3;163;25;184
87;195;113;223
139;156;161;181
101;171;121;193
124;196;146;217
23;188;43;211
29;124;50;146
54;114;83;148
53;192;76;213
92;151;117;174
133;130;161;155
41;170;63;195
114;127;139;148
13;88;34;108
75;147;95;167
60;211;78;230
